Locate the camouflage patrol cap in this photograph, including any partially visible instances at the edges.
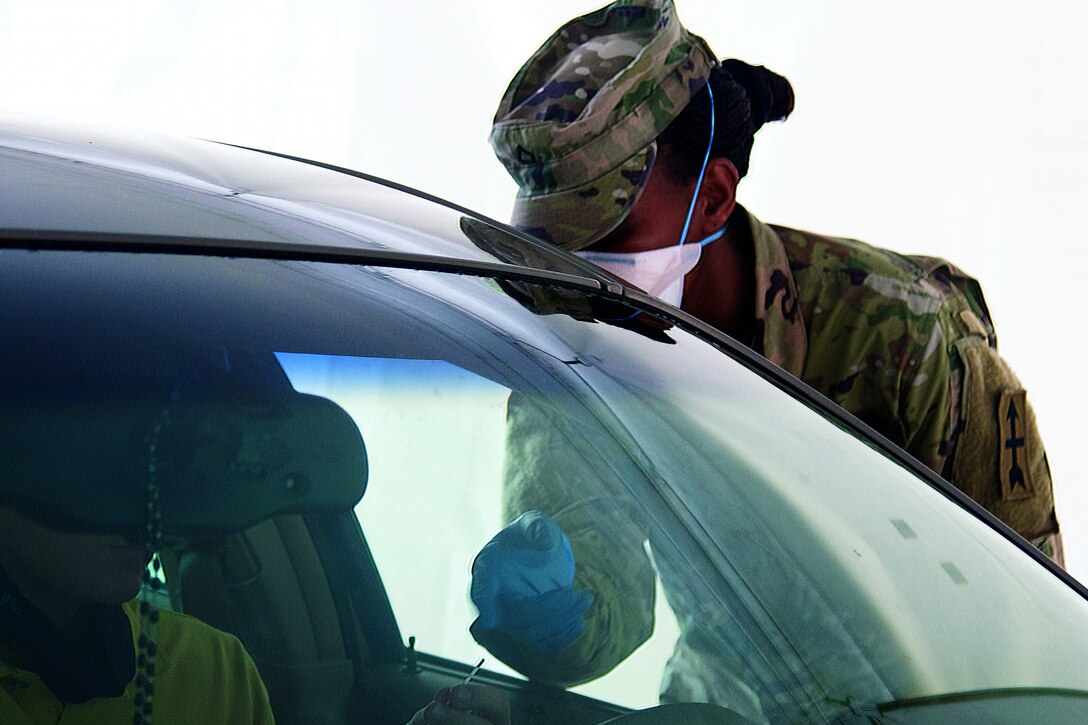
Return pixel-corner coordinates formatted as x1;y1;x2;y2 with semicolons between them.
491;0;716;251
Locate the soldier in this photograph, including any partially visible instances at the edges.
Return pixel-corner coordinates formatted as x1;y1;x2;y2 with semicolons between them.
470;0;1062;720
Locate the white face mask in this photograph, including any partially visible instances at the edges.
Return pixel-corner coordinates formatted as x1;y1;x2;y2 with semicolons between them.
575;226;725;308
577;239;701;308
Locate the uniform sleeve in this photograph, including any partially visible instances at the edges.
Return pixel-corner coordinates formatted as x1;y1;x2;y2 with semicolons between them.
471;392;655;686
946;326;1061;552
900;306;1062;565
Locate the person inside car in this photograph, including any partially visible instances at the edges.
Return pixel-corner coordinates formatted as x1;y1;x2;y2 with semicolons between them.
0;504;275;724
0;349;346;724
0;343;508;725
0;503;512;725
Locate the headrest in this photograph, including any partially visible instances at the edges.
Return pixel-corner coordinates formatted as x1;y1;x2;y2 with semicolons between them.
0;346;367;539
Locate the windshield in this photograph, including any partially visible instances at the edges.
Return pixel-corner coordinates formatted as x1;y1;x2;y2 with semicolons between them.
2;247;1085;724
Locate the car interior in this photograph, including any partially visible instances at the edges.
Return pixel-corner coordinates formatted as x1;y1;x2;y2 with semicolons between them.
1;246;761;724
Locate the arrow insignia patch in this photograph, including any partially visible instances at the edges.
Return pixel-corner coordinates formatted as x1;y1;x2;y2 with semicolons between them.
999;389;1035;502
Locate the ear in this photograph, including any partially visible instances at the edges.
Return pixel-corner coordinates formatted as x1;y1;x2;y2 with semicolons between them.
694;158;739;236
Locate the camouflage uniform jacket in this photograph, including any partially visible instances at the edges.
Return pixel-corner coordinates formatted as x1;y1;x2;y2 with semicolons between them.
474;207;1060;715
744;207;1057;548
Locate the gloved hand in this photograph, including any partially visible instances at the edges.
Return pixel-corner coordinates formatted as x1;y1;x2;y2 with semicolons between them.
470;510;592;653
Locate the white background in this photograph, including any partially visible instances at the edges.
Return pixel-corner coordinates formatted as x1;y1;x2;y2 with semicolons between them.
1;0;1084;580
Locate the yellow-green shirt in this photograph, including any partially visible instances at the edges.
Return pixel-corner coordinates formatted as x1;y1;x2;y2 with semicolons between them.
0;600;274;724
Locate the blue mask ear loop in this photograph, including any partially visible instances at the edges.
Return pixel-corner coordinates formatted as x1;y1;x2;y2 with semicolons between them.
676;79;721;248
604;78;721;323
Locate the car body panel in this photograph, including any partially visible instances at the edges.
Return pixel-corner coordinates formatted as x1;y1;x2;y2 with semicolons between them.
0;114;603;282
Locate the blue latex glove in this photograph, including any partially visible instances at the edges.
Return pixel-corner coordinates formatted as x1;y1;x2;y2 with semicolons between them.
471;510;592;652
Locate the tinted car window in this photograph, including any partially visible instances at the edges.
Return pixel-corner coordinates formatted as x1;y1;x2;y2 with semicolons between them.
3;248;1087;723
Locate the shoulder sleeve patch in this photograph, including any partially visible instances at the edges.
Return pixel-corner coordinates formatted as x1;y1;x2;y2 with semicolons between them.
950;338;1057;540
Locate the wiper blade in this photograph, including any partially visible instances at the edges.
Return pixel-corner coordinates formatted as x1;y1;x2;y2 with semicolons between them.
873;688;1088;724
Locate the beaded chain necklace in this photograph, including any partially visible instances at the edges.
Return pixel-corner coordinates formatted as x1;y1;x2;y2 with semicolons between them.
133;398;172;725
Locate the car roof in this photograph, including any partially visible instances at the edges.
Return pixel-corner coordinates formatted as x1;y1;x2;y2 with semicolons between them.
0;113;603;282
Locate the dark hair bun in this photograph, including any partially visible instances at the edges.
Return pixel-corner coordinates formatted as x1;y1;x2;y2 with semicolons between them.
720;59;795;130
